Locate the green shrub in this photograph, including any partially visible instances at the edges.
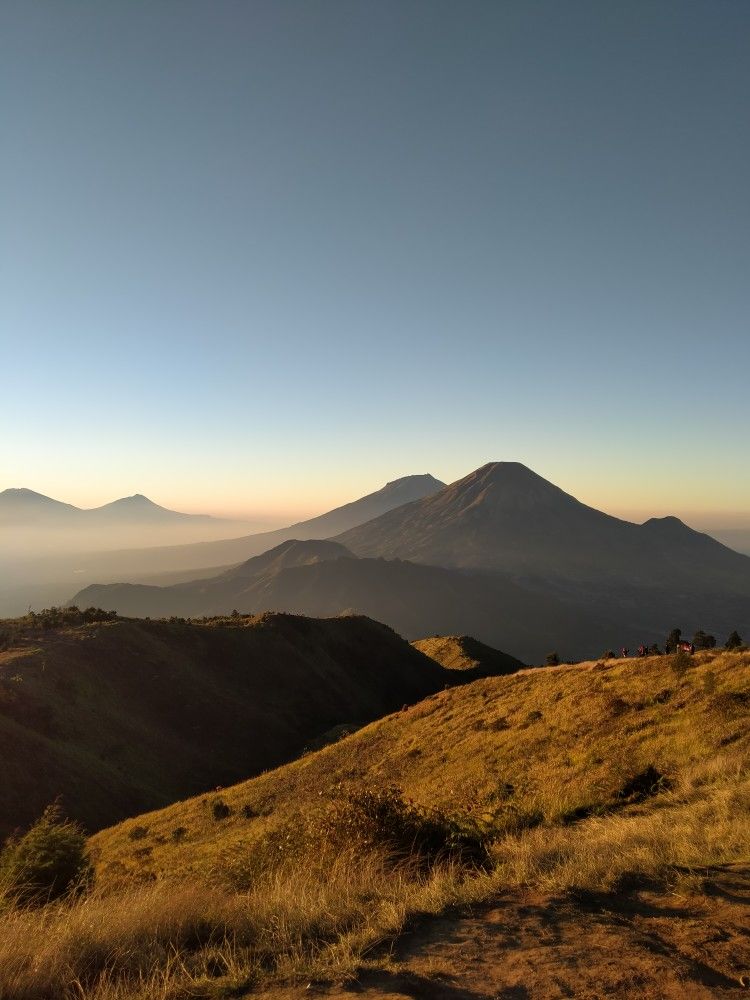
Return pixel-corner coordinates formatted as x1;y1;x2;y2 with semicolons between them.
0;804;93;904
545;652;560;666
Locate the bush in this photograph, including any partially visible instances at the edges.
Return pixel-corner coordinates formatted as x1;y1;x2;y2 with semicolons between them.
0;804;93;904
670;648;691;681
315;785;489;868
211;799;232;821
545;652;560;666
726;630;743;650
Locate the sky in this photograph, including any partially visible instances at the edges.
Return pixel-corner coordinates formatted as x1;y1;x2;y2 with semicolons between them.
2;1;749;525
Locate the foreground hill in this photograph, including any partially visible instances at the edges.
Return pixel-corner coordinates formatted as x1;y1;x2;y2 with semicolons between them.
73;539;628;662
92;646;750;882
0;612;446;837
36;645;744;999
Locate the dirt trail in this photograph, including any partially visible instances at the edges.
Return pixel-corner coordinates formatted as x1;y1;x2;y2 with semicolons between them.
266;865;750;999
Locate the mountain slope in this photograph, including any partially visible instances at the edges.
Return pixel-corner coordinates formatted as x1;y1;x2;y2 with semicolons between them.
0;488;81;524
0;612;447;837
338;462;750;590
73;541;629;662
91;645;750;888
335;462;750;640
30;474;447;587
8;647;750;1000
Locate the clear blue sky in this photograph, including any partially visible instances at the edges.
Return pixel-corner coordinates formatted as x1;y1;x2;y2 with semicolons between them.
2;1;748;522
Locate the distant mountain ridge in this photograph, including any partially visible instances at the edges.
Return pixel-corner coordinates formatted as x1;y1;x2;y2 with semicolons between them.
336;462;750;594
0;488;213;525
73;462;750;661
44;474;447;581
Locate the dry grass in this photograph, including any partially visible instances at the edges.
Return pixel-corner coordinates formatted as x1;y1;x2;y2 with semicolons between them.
0;849;468;1000
1;648;748;998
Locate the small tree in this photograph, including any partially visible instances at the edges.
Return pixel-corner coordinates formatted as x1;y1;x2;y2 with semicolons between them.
692;630;716;650
726;630;743;650
665;628;682;654
0;804;93;904
545;652;560;666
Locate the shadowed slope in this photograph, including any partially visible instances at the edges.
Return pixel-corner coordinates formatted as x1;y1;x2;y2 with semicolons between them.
0;613;447;837
73;545;627;662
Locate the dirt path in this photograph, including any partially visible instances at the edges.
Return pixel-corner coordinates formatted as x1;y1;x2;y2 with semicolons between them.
266;865;750;999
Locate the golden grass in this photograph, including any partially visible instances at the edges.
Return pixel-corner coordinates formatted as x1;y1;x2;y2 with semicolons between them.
0;849;469;1000
1;648;748;998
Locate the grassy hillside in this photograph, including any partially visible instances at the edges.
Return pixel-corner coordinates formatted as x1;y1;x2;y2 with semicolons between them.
89;646;750;881
412;634;525;676
2;645;748;999
0;611;446;837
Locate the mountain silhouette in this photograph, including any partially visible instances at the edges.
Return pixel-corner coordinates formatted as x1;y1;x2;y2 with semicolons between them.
50;474;447;582
336;462;750;595
74;462;750;658
0;488;212;525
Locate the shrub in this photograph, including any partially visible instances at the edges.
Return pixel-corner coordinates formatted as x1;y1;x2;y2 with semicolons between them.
211;799;232;821
726;630;743;650
670;648;691;681
545;652;560;666
315;785;489;868
127;825;149;841
0;804;93;904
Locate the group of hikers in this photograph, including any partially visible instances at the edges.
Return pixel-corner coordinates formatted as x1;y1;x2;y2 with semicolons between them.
621;642;695;658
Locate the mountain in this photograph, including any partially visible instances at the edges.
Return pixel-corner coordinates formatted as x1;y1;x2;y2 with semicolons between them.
412;635;525;677
335;462;750;633
0;488;213;526
0;488;80;524
0;612;447;837
73;540;630;662
338;462;750;586
74;462;750;658
79;473;446;574
7;475;447;601
85;494;213;523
